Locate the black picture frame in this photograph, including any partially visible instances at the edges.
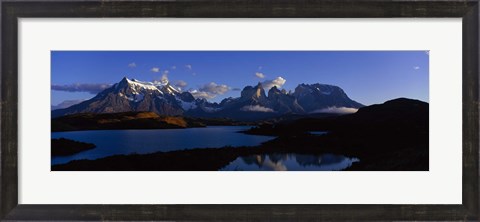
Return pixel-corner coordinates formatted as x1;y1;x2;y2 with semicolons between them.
1;0;478;221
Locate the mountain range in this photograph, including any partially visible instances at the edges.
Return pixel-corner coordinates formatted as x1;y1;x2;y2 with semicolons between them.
52;77;364;120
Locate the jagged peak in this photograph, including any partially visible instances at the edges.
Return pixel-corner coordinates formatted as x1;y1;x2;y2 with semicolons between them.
269;85;280;92
294;83;344;94
119;77;130;84
298;82;338;88
240;83;267;100
162;82;181;95
267;86;281;97
116;77;130;89
115;77;163;94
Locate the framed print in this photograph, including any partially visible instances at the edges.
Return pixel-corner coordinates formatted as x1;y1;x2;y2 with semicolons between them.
48;50;428;172
1;0;479;221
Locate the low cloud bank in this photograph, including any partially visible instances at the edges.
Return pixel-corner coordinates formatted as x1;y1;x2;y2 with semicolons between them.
51;83;112;94
311;106;358;114
241;105;274;112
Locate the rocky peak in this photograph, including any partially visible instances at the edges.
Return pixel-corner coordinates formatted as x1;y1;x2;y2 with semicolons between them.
160;82;180;95
240;83;267;101
292;83;364;112
177;92;195;102
267;86;282;98
293;83;346;98
220;97;236;106
255;83;266;98
116;77;130;89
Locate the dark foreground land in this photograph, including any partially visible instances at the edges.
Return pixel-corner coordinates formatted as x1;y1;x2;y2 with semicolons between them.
52;98;428;171
52;111;250;132
51;138;96;156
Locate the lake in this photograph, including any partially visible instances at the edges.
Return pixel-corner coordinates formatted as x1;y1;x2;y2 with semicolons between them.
220;153;360;171
51;126;275;165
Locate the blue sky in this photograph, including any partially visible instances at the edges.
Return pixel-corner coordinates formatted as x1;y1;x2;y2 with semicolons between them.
51;51;429;106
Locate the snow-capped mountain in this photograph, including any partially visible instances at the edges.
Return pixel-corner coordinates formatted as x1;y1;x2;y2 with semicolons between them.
52;77;196;117
52;77;364;120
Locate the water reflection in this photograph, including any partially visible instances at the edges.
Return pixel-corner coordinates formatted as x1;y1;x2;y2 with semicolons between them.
309;131;328;135
220;153;359;171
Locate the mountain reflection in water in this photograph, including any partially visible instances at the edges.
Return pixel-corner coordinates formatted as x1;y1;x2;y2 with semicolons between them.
220;153;359;171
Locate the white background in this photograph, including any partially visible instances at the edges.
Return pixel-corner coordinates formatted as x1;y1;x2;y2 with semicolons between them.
18;19;462;204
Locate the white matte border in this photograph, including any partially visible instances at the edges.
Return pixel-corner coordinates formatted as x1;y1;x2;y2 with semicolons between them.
18;18;462;204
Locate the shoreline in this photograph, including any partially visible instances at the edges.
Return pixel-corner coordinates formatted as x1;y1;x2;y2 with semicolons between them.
52;111;255;132
52;132;428;171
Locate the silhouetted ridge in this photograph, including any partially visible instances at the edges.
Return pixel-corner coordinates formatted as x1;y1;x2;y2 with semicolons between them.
346;98;428;130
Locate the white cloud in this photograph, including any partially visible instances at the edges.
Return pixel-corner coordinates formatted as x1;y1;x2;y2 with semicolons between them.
152;70;170;84
241;105;274;112
161;73;169;84
189;90;215;99
128;62;136;68
175;80;188;88
311;106;358;114
255;72;266;79
199;82;230;95
189;82;230;100
262;76;286;89
413;66;420;70
171;66;176;70
185;64;192;70
151;67;160;72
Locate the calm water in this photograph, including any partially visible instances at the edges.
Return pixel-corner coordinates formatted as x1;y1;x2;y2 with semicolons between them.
220;153;360;171
51;126;274;165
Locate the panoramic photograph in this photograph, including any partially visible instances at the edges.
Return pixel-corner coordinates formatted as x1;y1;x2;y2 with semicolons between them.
51;51;429;171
